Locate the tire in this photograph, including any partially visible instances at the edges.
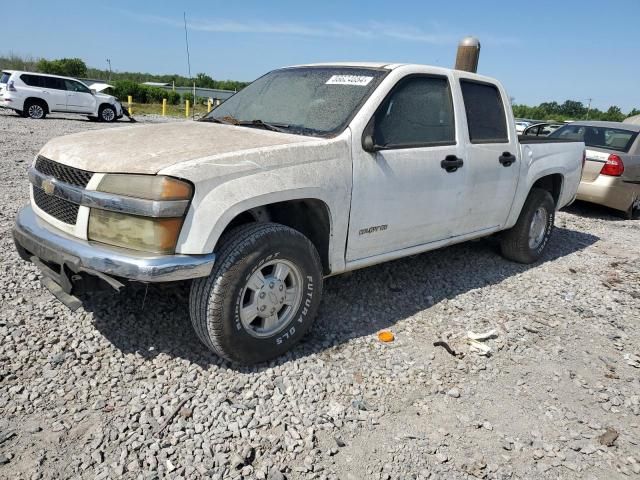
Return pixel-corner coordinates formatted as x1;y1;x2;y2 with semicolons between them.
500;188;555;264
24;100;47;119
190;222;324;364
98;104;116;122
15;110;23;116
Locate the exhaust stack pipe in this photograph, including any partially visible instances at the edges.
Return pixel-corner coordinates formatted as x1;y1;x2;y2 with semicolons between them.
455;36;481;73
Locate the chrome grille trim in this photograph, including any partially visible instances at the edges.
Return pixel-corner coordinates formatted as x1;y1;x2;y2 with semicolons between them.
34;156;93;187
28;168;190;218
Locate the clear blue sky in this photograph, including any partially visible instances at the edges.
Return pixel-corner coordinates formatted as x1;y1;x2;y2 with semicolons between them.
6;0;640;111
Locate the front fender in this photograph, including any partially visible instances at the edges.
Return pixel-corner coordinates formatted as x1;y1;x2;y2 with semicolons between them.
167;137;352;273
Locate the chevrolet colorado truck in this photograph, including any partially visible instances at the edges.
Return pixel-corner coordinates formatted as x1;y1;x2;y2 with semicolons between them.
13;63;585;364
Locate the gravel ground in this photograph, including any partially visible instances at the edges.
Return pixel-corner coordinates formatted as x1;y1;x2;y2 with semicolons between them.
1;108;639;480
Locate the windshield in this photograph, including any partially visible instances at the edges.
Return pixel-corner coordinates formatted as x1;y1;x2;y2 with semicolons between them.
550;124;638;153
203;67;388;136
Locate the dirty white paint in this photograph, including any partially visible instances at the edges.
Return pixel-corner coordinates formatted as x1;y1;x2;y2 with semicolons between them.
32;63;584;276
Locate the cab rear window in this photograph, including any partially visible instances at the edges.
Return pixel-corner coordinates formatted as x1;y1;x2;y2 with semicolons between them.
550;125;638;153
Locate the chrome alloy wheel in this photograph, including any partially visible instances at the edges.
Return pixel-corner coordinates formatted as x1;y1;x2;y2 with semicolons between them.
101;107;115;121
28;104;44;119
528;206;548;249
239;259;303;338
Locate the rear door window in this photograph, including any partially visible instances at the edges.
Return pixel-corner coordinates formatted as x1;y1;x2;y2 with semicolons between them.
460;80;509;143
44;77;65;90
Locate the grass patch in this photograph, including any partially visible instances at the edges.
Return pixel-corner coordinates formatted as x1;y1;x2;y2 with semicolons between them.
126;103;213;119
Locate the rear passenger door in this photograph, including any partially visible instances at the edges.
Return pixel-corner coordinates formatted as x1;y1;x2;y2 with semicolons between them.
456;78;520;234
64;79;95;113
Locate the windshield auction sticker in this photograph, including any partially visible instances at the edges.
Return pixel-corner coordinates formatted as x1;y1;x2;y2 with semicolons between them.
326;75;373;86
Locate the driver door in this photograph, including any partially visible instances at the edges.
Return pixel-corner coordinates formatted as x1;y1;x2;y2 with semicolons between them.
346;74;467;261
64;79;95;113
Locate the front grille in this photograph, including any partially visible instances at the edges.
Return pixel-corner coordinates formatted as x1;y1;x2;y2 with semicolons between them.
33;186;79;224
35;156;93;187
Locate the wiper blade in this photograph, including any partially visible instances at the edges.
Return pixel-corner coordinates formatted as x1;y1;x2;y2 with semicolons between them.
200;115;240;125
236;119;289;133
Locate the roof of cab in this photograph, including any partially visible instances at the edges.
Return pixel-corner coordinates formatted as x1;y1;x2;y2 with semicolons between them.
289;62;399;69
284;62;497;83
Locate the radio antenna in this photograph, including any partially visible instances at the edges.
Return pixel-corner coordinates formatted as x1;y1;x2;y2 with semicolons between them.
183;12;192;79
184;12;196;119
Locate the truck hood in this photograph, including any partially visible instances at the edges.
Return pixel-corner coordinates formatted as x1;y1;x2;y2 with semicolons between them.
39;121;319;174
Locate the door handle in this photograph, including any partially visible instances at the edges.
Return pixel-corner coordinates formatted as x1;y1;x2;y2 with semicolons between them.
499;152;516;167
441;155;464;173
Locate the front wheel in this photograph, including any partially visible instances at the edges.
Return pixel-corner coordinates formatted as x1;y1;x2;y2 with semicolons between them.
190;223;323;364
500;188;555;264
98;105;116;122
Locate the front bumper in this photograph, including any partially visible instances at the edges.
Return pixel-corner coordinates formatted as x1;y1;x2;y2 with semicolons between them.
13;205;216;284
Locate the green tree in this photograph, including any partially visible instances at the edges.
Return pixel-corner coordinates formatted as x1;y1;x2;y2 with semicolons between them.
602;106;624;122
37;57;87;77
559;100;586;118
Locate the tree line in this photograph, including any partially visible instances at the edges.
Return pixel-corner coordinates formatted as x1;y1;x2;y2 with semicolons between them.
2;54;638;118
0;54;249;92
512;99;639;123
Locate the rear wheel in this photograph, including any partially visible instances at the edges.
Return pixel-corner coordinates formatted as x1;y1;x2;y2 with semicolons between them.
189;223;323;364
24;100;47;119
500;188;555;264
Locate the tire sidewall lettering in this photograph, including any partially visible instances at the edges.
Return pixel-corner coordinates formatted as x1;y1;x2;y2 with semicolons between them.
230;252;317;346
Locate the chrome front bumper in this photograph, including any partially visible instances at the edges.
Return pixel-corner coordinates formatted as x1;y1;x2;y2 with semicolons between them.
13;205;216;284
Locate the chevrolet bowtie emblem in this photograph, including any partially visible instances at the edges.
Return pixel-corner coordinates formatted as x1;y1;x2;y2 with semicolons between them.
42;179;55;195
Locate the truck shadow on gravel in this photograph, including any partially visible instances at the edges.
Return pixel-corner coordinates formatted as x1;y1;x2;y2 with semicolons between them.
80;226;598;372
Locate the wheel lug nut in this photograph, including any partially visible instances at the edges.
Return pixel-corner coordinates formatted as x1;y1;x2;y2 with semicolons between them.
269;282;274;288
279;285;283;291
259;292;265;299
260;306;266;311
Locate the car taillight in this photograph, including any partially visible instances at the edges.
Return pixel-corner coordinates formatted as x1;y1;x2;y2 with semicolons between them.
600;154;624;177
6;81;16;92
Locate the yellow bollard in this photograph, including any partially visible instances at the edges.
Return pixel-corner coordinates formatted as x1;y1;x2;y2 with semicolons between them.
127;95;133;115
185;100;190;118
207;98;212;113
162;98;167;116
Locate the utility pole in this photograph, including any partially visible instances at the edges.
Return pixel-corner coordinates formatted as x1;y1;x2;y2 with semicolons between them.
586;98;592;120
106;58;112;81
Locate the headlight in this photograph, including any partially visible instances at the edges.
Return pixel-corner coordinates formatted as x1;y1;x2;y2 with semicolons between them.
97;174;193;201
88;175;193;254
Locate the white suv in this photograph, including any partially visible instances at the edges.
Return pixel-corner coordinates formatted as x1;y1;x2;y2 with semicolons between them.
0;70;123;121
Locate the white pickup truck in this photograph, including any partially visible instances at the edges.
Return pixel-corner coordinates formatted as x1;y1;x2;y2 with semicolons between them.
13;63;585;364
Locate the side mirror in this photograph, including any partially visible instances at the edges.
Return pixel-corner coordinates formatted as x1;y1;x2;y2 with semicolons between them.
90;89;97;94
362;134;377;153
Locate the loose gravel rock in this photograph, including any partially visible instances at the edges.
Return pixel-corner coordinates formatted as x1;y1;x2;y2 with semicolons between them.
1;109;639;479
